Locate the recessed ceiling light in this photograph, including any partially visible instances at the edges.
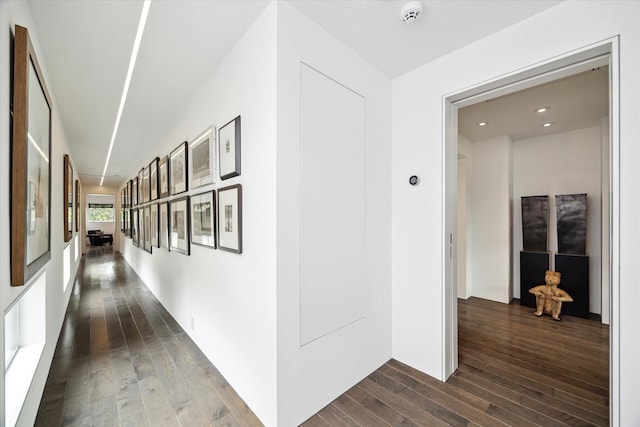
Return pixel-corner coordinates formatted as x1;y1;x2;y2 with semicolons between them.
477;122;487;127
536;107;550;113
542;122;554;127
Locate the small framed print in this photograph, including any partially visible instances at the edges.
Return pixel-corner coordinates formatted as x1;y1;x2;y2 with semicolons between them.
142;205;152;254
124;208;131;238
217;184;242;254
63;154;73;242
150;203;159;248
218;116;241;180
132;208;140;247
132;177;139;206
75;180;80;232
191;191;215;248
189;127;215;189
169;196;190;255
150;157;159;201
159;202;170;250
170;141;188;195
138;169;145;203
159;155;169;198
142;166;151;204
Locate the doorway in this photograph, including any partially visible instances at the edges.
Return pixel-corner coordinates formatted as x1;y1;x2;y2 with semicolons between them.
443;39;619;423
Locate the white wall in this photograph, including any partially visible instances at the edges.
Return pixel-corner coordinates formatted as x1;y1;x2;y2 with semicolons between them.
512;126;602;314
122;3;278;424
468;135;512;303
392;2;640;424
0;1;82;425
276;2;391;425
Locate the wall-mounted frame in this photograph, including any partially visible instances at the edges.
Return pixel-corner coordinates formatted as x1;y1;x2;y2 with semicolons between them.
132;177;138;207
150;157;159;201
124;208;131;238
169;196;190;255
217;184;242;254
150;203;159;248
11;25;52;286
139;168;148;204
159;202;170;250
170;141;188;195
159;155;169;198
64;154;73;242
191;191;216;248
75;180;80;232
218;116;241;180
132;208;140;247
142;205;152;254
189;127;215;189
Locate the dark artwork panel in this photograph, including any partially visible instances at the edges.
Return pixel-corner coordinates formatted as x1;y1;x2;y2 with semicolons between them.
519;251;550;309
555;254;590;318
556;193;587;255
521;196;549;252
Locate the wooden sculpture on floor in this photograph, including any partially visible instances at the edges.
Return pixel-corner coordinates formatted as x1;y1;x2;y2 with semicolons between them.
529;270;574;320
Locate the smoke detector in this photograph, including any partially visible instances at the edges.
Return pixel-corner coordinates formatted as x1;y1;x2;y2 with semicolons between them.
401;1;423;23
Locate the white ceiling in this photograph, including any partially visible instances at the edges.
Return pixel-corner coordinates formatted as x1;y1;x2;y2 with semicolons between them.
27;0;563;187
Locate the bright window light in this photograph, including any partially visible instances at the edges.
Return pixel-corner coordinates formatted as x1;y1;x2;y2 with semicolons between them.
100;0;152;186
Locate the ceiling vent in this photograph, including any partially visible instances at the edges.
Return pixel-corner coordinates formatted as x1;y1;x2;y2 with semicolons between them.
401;1;423;23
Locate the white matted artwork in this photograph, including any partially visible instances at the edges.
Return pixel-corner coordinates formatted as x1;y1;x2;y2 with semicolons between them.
170;141;188;195
159;202;169;250
217;184;242;253
218;116;241;180
189;127;215;189
170;196;190;255
191;191;215;248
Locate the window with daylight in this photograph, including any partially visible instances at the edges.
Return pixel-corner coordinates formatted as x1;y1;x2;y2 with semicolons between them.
87;203;114;222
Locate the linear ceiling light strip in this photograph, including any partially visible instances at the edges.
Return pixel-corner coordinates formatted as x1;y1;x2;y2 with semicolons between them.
100;0;152;186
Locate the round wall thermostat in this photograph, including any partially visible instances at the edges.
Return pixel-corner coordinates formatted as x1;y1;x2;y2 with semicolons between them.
409;175;420;185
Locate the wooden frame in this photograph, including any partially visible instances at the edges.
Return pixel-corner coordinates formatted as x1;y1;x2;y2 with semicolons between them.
169;196;190;255
63;154;73;242
218;116;241;180
217;184;242;253
11;25;53;285
159;155;169;198
75;180;80;232
150;157;159;201
170;141;188;195
190;191;216;248
159;202;170;250
189;127;215;189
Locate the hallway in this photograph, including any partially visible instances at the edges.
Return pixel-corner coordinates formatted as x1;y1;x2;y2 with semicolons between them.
35;250;261;426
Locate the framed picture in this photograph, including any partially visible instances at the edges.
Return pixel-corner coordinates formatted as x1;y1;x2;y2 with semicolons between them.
131;208;139;246
139;168;148;204
169;196;190;255
217;184;242;253
190;191;215;248
64;154;73;242
124;208;131;238
159;155;169;198
11;25;52;286
142;205;152;254
170;141;188;195
189;127;215;189
150;203;159;248
75;180;80;232
132;177;138;206
159;202;169;250
150;157;159;201
218;116;241;180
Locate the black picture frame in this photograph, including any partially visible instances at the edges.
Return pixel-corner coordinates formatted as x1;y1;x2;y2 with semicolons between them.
150;203;159;248
190;191;216;248
142;205;152;254
189;127;215;189
159;155;169;198
75;180;80;233
159;201;170;251
218;115;241;180
150;157;159;201
132;177;139;207
169;196;190;255
132;208;140;247
217;184;242;254
170;141;188;195
64;154;73;243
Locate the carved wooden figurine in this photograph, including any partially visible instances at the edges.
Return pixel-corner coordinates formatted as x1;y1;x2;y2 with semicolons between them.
529;270;573;320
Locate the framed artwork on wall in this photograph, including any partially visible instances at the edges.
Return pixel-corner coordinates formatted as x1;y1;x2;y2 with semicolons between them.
150;157;159;201
132;177;139;207
11;25;52;286
142;205;152;254
141;167;150;204
159;155;169;198
132;208;139;247
190;191;215;248
218;116;241;180
63;154;73;242
124;208;131;238
189;127;215;189
169;196;190;255
217;184;242;254
75;180;80;232
159;202;170;250
170;141;188;195
150;203;159;248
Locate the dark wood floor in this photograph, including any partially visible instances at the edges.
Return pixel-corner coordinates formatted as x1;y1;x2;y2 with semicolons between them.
37;250;609;426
